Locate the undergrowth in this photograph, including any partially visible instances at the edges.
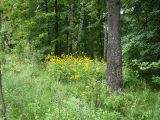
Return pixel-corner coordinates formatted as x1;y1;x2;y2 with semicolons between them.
0;54;160;120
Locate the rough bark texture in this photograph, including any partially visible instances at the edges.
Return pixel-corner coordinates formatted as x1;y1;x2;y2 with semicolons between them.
76;0;84;53
106;0;122;91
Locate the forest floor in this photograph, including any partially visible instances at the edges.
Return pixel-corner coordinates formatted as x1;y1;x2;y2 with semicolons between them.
1;54;160;120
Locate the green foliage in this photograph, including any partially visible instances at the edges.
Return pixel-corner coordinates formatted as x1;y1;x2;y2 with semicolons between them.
121;0;160;84
0;0;107;58
0;0;160;119
1;54;160;119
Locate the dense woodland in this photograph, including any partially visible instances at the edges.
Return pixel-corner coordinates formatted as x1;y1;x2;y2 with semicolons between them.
0;0;160;120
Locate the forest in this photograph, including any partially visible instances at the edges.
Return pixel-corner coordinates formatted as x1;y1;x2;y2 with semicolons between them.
0;0;160;119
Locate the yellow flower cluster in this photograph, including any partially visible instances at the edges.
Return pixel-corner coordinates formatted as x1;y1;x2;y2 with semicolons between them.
70;74;80;80
47;54;106;81
83;63;89;72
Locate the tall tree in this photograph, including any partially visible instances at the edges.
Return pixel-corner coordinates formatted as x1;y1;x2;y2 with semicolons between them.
103;3;107;61
76;0;84;53
0;9;5;50
0;10;2;29
54;0;60;55
45;0;52;53
67;2;74;54
106;0;122;91
88;18;94;58
87;0;94;58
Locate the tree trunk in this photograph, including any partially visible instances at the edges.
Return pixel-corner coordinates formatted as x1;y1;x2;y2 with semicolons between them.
88;20;94;58
0;10;2;30
54;0;60;56
0;63;7;120
67;3;74;54
0;13;7;116
76;0;84;53
99;23;103;57
45;0;51;53
97;1;103;57
103;11;107;61
0;10;4;50
106;0;122;91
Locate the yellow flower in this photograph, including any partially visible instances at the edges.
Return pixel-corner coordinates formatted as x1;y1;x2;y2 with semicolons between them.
72;68;77;72
70;74;80;80
75;74;80;79
51;58;55;62
47;54;51;59
83;63;89;72
96;67;100;73
70;76;74;80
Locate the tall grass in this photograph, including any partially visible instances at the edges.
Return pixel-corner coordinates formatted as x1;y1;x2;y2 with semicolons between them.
1;54;160;120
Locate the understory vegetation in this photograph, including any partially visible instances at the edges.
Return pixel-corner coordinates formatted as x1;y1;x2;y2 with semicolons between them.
0;0;160;119
1;54;160;120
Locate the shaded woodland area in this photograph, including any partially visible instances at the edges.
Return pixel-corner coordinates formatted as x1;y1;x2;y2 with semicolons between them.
0;0;160;119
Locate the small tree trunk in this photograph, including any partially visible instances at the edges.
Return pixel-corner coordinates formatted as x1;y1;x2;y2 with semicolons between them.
0;10;2;30
0;12;8;118
99;24;103;57
76;0;84;54
103;11;107;61
106;0;122;91
97;2;103;57
0;62;7;119
55;0;61;56
45;0;52;53
88;19;94;58
0;10;5;50
67;3;74;54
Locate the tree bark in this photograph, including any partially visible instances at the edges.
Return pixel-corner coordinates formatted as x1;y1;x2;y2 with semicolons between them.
0;10;2;30
103;11;107;61
0;63;7;120
76;0;84;53
106;0;122;91
88;20;94;58
67;3;74;54
0;10;4;50
0;15;6;118
45;0;52;53
87;0;94;58
54;0;61;55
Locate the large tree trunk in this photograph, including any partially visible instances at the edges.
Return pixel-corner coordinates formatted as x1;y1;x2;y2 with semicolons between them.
76;0;84;53
106;0;122;91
